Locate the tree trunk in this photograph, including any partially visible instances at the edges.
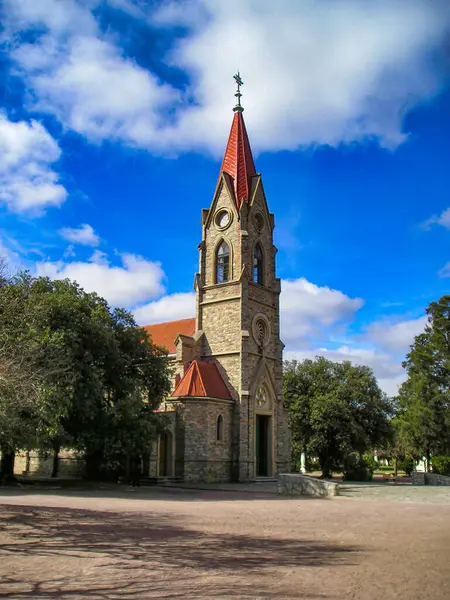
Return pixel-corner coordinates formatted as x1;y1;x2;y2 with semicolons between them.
25;451;31;474
426;449;431;473
0;448;15;482
85;450;103;480
320;457;332;479
394;457;398;477
51;444;60;478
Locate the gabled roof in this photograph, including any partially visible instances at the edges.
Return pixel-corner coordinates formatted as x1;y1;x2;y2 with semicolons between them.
220;111;256;210
142;318;195;354
172;360;232;400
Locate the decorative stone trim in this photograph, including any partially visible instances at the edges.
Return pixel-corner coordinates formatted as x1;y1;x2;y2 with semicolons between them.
168;395;235;405
203;281;240;291
200;295;241;305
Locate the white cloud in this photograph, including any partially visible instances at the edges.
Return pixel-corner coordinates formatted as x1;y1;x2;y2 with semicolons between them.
0;113;67;213
366;315;427;352
14;35;179;146
438;262;450;278
0;236;22;273
280;277;363;344
4;0;450;154
133;292;196;325
284;346;405;396
166;0;450;152
59;223;100;246
5;0;98;36
35;251;165;307
280;283;426;396
423;207;450;230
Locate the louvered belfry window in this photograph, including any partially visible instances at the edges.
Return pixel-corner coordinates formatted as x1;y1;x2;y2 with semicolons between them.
216;241;230;283
253;243;264;285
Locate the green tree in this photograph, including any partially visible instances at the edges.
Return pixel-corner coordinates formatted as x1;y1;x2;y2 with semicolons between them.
395;295;450;468
0;270;171;480
283;357;392;478
0;267;67;479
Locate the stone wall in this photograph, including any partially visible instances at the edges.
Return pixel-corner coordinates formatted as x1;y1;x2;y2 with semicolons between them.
412;472;450;486
14;449;84;478
182;397;235;482
277;473;340;497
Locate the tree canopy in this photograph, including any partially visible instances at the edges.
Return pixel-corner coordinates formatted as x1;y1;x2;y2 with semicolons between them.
283;357;392;477
0;268;171;479
394;295;450;465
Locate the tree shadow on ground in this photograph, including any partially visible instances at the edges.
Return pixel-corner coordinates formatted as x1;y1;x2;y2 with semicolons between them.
0;484;326;503
0;504;360;599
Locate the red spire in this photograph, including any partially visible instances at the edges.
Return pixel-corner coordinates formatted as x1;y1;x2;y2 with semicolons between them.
220;111;256;209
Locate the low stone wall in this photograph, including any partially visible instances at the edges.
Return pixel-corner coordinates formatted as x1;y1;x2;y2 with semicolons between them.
14;450;84;478
277;473;340;497
412;472;450;486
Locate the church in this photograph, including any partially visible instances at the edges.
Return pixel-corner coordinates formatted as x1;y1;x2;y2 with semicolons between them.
143;75;291;483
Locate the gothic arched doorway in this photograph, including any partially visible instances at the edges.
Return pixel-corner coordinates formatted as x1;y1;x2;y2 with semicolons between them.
255;384;273;477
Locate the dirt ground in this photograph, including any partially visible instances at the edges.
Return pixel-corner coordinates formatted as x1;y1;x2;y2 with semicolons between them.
1;484;449;600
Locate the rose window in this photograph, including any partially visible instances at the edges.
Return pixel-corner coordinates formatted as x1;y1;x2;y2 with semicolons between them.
255;319;266;345
254;212;264;232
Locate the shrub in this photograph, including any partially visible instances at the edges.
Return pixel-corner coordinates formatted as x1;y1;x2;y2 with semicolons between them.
397;457;414;476
306;459;321;472
343;452;373;482
362;454;377;476
432;456;450;476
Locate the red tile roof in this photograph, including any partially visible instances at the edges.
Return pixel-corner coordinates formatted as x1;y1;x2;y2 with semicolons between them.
172;360;232;400
221;111;256;209
142;318;196;354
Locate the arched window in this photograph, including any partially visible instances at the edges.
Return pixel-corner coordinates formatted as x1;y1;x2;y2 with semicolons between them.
216;241;230;283
253;243;264;285
216;415;224;441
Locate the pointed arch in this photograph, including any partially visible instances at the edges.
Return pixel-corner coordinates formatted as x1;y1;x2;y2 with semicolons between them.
215;239;231;283
216;414;224;441
250;356;277;403
253;242;264;285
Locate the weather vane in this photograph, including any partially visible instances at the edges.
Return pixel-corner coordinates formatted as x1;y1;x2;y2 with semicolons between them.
233;71;244;112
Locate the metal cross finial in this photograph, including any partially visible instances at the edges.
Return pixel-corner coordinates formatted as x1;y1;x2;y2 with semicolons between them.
233;71;244;113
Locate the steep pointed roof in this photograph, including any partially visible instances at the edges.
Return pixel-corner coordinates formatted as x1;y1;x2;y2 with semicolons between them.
220;111;256;210
172;360;232;400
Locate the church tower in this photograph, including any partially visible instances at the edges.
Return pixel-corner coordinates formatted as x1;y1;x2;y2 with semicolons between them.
193;74;291;481
145;74;291;483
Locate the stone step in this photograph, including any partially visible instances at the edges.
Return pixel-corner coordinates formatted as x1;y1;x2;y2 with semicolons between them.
140;476;181;486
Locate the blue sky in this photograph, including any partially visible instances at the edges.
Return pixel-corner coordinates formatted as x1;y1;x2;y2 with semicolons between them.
1;0;449;395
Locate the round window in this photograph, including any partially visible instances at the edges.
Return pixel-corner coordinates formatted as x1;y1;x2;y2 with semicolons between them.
252;314;270;348
215;209;231;230
254;212;264;232
255;319;267;345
